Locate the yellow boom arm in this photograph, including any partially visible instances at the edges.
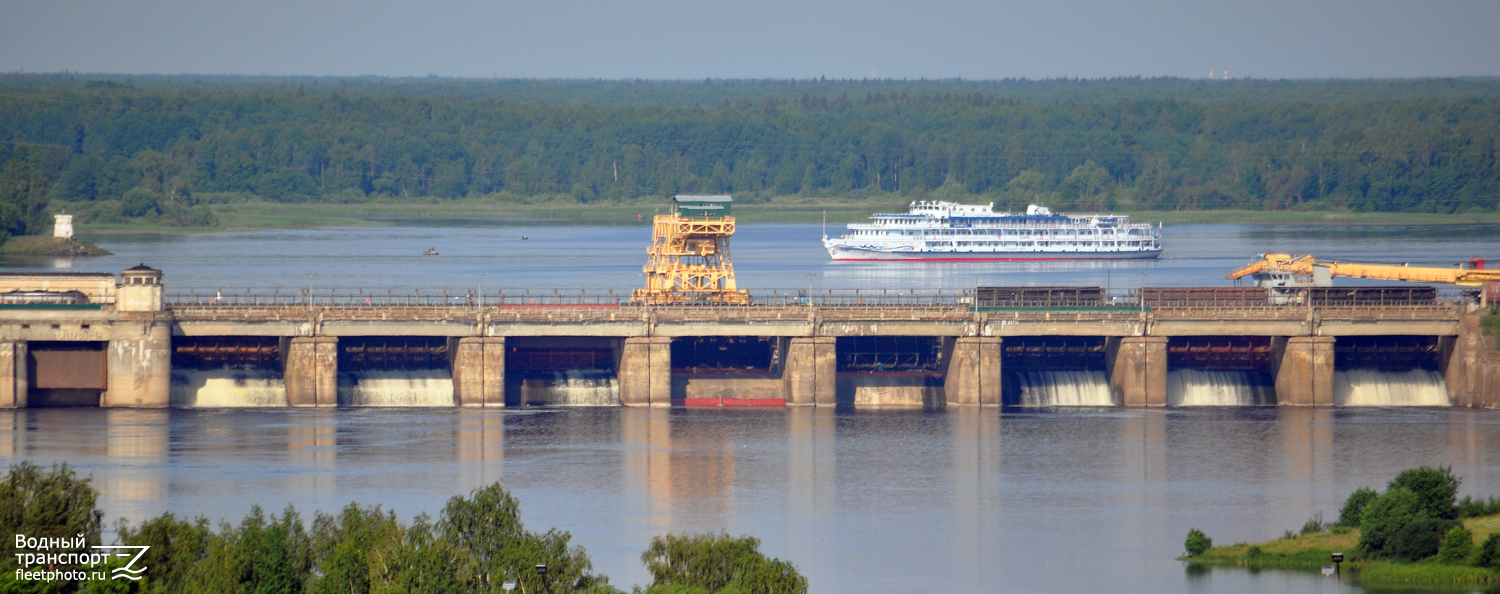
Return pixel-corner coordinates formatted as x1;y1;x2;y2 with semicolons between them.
1227;253;1500;286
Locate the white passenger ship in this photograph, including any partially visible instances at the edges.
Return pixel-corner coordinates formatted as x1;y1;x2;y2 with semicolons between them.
822;201;1162;261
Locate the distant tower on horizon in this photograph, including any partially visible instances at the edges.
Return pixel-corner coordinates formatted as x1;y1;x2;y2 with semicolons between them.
53;213;72;240
1224;69;1229;80
1209;68;1215;79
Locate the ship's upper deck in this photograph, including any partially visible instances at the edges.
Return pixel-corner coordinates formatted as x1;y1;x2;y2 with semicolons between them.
852;201;1148;230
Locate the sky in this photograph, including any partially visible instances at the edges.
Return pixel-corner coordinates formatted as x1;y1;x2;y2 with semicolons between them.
2;0;1498;80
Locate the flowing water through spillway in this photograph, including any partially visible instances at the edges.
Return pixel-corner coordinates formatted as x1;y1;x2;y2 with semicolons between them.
1334;369;1449;406
1167;369;1275;406
1009;370;1114;406
516;371;618;406
338;370;455;406
171;367;288;407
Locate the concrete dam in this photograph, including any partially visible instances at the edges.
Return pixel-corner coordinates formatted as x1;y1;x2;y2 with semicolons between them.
1;266;1497;410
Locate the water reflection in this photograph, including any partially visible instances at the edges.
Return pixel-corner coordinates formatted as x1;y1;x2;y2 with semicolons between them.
456;409;504;490
103;410;168;523
622;408;673;530
1;407;1498;593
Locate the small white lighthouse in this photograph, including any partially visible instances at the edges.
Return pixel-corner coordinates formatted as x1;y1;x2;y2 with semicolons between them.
53;214;73;240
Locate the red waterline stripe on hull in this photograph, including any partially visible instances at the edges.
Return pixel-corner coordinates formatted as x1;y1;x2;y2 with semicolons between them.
678;398;786;407
831;256;1152;262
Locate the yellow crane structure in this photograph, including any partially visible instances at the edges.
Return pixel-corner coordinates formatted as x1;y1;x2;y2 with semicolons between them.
632;195;752;305
1227;253;1500;287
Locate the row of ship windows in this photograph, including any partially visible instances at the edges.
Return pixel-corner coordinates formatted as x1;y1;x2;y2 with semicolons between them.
851;228;1150;236
923;241;1156;248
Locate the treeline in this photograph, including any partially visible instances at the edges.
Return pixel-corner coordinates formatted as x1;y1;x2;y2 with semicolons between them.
0;77;1497;234
1;462;807;594
9;74;1500;107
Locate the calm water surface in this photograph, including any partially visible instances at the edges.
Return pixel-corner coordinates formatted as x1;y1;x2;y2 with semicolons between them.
4;407;1500;593
3;222;1500;592
3;221;1496;290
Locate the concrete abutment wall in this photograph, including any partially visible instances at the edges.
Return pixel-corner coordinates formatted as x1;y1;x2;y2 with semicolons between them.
103;315;171;408
784;337;835;406
1273;336;1336;406
619;337;671;407
945;337;1001;407
285;337;338;407
1109;337;1167;406
1448;315;1500;409
453;337;505;407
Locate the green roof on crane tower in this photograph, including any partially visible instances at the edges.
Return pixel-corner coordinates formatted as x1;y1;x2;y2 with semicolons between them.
673;195;732;217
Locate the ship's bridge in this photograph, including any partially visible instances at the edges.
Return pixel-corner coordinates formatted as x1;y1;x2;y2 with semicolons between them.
909;200;999;217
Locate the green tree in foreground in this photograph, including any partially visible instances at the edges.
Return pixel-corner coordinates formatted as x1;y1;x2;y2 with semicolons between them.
1477;535;1500;570
641;533;807;594
1436;525;1474;564
1360;487;1426;555
1183;528;1212;557
0;462;103;593
1335;487;1379;527
1386;518;1455;562
1388;466;1462;520
1;461;813;594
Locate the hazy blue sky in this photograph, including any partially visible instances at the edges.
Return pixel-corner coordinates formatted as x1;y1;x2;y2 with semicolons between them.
3;0;1497;79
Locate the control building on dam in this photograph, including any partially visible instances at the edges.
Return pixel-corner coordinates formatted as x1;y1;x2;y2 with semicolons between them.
0;267;1497;410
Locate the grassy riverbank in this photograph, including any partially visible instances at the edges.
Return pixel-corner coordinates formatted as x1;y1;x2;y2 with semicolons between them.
1185;515;1500;585
62;196;1500;234
0;235;111;256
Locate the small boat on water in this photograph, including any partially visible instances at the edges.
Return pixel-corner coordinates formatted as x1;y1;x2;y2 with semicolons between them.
822;201;1163;261
422;248;439;256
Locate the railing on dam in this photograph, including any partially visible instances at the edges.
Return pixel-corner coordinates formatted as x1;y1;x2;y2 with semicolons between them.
165;287;983;308
165;286;1473;309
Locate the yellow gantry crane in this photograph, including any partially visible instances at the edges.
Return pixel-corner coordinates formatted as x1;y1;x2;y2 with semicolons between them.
632;195;752;305
1227;253;1500;286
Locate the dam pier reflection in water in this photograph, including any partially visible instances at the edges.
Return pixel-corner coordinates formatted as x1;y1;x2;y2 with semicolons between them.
3;407;1500;593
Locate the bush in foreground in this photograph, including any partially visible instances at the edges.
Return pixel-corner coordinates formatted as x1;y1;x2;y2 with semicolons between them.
1184;529;1212;557
1437;525;1474;565
1359;487;1426;555
1335;487;1378;528
1389;466;1462;521
1477;535;1500;571
641;533;807;594
1387;518;1456;562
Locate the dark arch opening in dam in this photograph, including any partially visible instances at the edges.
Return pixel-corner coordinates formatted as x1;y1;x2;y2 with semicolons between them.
27;341;107;407
337;337;453;406
1002;336;1111;406
1165;336;1275;406
506;336;619;406
834;336;944;407
171;336;285;407
1333;335;1448;406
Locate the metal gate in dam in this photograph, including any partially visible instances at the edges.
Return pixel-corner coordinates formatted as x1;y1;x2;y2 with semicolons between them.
1;267;1497;409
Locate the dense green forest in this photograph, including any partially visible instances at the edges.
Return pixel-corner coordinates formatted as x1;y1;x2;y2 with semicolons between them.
0;75;1497;234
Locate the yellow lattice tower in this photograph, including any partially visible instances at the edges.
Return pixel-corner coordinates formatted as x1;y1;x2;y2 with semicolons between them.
633;196;752;305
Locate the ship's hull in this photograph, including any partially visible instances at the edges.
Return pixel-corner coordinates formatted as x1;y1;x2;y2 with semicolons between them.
826;245;1162;261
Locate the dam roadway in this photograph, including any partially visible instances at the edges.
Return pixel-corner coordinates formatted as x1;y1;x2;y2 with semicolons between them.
1;268;1495;411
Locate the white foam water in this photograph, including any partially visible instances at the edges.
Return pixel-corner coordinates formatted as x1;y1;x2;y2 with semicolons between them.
339;370;455;407
1012;370;1114;406
1335;369;1449;406
517;371;618;406
171;367;288;407
1167;369;1275;406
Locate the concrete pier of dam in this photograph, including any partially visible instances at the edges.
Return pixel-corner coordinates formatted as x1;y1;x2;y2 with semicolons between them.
0;267;1496;409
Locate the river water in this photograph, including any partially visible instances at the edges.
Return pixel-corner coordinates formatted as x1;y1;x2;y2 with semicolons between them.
3;220;1500;593
5;221;1496;290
